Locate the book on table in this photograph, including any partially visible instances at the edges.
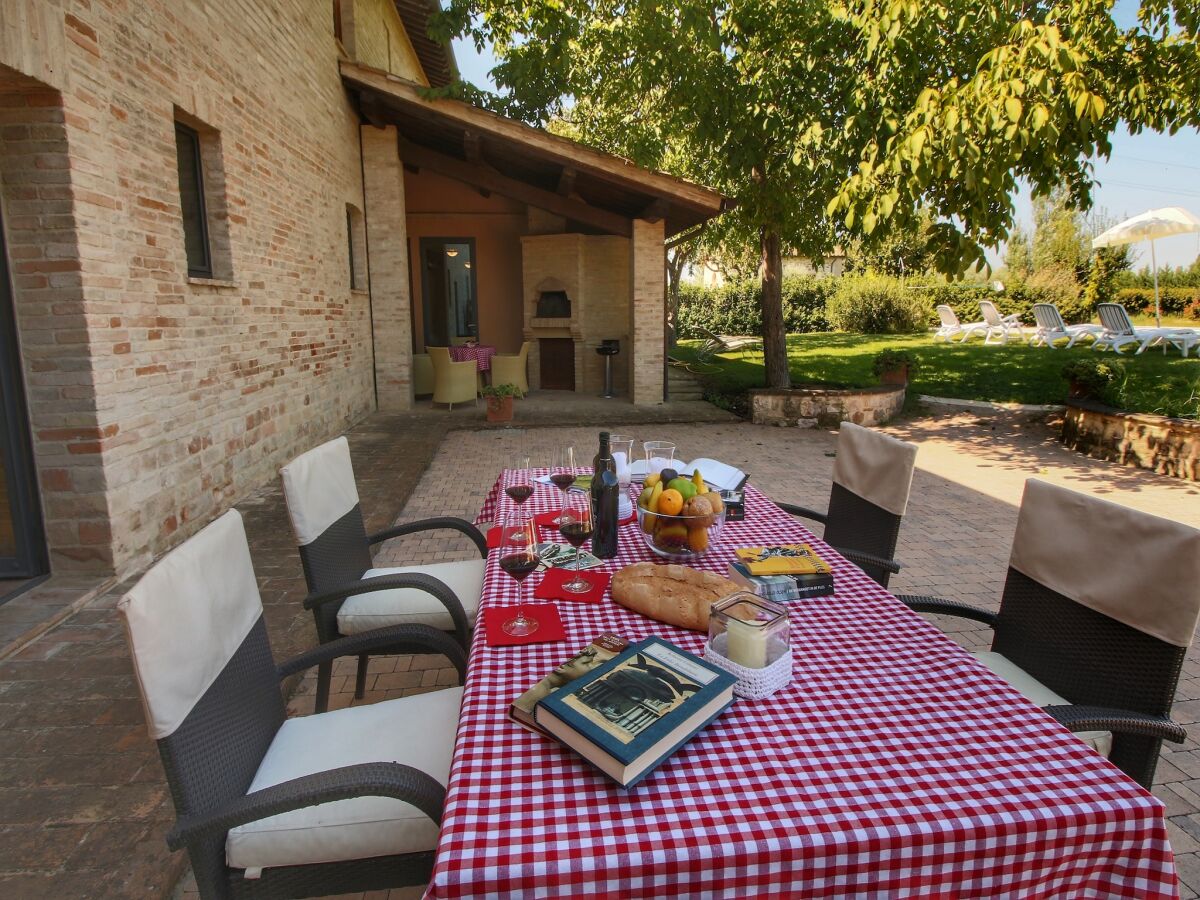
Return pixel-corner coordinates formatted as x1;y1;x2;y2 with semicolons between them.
628;457;748;491
735;543;832;576
510;633;629;735
534;636;737;788
727;560;834;600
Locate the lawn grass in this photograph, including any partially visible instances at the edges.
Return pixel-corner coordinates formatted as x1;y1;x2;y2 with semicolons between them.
672;331;1200;417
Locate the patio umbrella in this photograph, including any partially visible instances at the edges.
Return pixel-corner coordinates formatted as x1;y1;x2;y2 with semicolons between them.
1091;206;1200;327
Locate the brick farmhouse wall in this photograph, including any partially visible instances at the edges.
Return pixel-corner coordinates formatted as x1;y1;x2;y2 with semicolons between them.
1;0;378;574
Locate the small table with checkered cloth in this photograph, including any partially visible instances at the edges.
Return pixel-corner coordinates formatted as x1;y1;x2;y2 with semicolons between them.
425;470;1179;898
448;343;497;372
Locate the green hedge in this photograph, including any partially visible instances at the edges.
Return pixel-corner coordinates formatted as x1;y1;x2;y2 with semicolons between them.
676;277;834;336
827;275;928;333
1114;287;1200;316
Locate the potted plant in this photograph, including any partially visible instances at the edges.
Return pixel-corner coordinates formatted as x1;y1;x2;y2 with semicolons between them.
872;349;918;386
482;383;521;423
1061;359;1121;401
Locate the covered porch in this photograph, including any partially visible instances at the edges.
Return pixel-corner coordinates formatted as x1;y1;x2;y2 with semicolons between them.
342;63;730;406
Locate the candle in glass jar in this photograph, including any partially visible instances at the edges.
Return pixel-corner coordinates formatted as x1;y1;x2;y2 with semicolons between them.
725;617;768;668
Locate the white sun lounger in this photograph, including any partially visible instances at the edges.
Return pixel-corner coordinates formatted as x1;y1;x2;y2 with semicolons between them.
934;305;988;343
1093;303;1199;357
1029;303;1105;349
979;300;1028;344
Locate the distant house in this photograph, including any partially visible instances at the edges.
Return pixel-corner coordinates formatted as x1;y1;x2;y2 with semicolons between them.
0;0;728;587
682;248;846;286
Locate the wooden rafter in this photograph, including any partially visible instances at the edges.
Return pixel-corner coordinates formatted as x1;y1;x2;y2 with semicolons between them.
397;137;633;237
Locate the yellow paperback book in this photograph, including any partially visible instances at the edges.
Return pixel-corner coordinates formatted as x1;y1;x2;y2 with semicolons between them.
735;544;832;576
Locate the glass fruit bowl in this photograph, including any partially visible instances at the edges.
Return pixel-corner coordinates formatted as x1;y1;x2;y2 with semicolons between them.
635;498;726;559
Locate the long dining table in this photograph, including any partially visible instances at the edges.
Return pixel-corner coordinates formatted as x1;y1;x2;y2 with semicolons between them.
423;469;1179;898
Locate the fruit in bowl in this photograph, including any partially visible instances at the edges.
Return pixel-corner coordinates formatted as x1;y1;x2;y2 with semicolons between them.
635;470;726;558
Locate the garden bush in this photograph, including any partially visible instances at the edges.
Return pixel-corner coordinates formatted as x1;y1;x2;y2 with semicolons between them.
675;276;833;336
1114;287;1200;317
826;275;928;333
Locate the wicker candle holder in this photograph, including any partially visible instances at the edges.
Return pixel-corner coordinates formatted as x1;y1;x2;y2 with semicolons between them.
705;592;793;699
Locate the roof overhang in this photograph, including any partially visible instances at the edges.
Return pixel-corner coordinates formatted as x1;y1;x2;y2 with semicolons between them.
341;62;732;238
391;0;458;88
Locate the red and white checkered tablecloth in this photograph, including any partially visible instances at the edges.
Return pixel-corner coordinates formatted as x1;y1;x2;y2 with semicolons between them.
448;344;497;372
425;470;1178;899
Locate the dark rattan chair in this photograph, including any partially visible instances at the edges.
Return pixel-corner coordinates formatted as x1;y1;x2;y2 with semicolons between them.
900;479;1200;789
280;437;486;712
778;421;917;587
118;510;467;899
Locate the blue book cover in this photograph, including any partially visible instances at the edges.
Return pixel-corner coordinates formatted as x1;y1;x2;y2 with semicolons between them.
535;637;737;787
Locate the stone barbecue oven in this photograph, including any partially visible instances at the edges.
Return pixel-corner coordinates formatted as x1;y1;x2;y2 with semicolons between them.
521;234;631;395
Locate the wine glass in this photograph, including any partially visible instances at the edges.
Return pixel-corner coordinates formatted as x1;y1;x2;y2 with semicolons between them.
549;446;576;524
499;510;540;637
558;491;594;595
505;455;533;506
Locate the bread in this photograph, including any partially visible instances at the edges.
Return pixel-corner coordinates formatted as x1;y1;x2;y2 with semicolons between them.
610;562;742;632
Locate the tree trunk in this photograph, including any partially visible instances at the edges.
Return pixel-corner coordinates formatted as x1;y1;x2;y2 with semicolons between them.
760;227;789;389
665;247;686;349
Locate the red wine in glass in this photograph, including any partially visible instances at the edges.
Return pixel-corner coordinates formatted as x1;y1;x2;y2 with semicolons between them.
560;521;593;548
558;493;594;594
549;472;576;491
499;551;539;580
505;484;534;505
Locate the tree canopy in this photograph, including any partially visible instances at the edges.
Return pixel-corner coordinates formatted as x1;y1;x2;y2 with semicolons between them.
433;0;1200;387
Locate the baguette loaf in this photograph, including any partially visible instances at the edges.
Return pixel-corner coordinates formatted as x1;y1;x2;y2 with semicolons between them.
610;562;742;632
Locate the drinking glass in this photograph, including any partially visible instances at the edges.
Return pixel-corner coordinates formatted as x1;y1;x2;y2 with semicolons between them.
610;434;635;488
549;445;576;524
499;510;539;637
557;491;595;594
643;441;676;476
505;455;533;506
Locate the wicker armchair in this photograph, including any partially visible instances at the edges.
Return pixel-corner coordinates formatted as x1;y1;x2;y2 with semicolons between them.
490;341;531;396
118;510;467;899
281;437;486;712
900;479;1200;789
428;346;478;410
778;422;917;588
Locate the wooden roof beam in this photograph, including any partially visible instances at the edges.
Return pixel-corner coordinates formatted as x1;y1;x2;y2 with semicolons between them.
398;138;632;237
557;167;577;197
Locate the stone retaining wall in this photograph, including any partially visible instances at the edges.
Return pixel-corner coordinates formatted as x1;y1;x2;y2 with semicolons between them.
1062;400;1199;482
749;384;905;427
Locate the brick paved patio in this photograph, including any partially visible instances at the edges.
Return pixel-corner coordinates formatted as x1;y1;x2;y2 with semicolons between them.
5;403;1200;898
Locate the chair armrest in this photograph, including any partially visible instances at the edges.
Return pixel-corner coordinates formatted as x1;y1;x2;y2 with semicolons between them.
166;762;445;851
895;595;999;626
369;517;487;558
277;625;467;683
776;501;828;525
1044;705;1187;744
829;545;902;576
303;574;469;648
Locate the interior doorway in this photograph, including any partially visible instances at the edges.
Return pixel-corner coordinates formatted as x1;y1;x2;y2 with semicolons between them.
420;238;477;346
0;201;48;595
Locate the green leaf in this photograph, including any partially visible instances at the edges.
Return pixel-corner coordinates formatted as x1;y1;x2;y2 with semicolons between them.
1005;97;1022;122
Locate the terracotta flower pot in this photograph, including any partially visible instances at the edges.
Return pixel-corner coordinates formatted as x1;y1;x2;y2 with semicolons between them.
880;365;909;386
486;395;514;423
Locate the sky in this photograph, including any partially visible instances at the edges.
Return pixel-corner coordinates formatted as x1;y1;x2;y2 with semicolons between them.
450;2;1200;272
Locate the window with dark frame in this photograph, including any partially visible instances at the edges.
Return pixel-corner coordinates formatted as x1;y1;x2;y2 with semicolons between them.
346;207;358;289
333;0;343;43
174;122;212;278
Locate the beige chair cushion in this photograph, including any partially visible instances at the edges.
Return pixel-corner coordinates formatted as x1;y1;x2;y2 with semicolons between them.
280;437;359;547
336;562;485;634
972;651;1112;758
226;686;463;870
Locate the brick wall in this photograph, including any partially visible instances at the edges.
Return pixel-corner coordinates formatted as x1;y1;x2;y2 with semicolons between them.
0;0;380;574
629;218;666;405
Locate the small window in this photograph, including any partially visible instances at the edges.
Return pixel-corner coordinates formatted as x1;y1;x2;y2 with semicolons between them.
333;0;343;43
175;122;211;278
346;204;367;290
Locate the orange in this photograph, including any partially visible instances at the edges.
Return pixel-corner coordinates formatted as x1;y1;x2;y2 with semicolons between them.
657;488;684;516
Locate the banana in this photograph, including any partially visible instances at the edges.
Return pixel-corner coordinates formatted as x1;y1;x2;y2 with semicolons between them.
643;481;664;533
692;469;707;494
644;472;662;488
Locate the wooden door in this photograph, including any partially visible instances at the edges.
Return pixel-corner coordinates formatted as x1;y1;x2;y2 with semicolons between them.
539;338;575;391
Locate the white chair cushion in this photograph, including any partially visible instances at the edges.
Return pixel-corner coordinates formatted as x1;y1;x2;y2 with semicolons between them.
972;651;1112;758
336;562;485;635
226;686;463;870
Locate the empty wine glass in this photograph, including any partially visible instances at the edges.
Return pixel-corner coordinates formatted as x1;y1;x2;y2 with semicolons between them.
499;510;539;637
558;491;594;594
505;455;533;506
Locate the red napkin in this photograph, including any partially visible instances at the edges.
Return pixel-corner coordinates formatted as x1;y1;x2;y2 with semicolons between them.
533;510;563;531
534;567;611;604
483;604;566;647
486;526;501;549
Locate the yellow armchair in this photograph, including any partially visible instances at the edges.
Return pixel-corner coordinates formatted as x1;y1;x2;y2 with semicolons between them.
412;354;433;397
491;341;531;396
429;347;478;410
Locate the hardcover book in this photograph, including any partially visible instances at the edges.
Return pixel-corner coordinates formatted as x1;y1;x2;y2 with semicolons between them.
510;633;629;735
727;560;834;600
534;637;737;788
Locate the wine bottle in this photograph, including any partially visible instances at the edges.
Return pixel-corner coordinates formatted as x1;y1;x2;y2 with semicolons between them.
591;432;619;558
